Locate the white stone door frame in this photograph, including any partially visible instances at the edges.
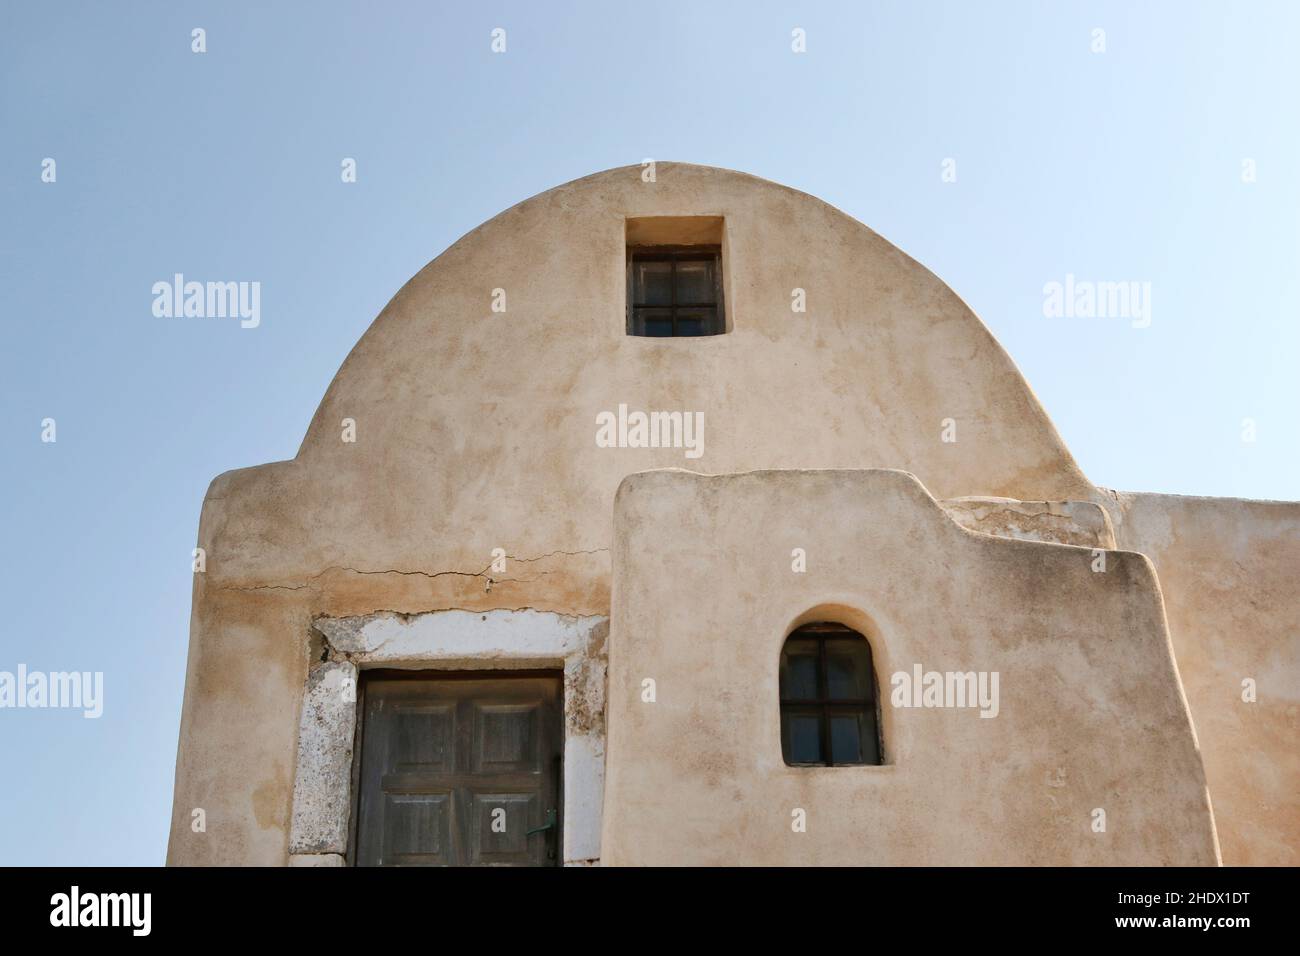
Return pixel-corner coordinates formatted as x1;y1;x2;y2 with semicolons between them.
287;609;608;867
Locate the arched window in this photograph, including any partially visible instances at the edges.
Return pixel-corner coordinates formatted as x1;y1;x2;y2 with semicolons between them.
779;622;882;766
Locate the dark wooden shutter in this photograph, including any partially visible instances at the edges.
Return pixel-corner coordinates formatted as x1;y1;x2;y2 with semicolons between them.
354;673;563;866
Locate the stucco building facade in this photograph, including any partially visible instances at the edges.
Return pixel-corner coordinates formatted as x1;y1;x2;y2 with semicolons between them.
167;164;1298;866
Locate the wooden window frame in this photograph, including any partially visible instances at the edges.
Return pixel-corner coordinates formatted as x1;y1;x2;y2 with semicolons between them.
779;622;884;767
347;669;565;867
626;245;726;336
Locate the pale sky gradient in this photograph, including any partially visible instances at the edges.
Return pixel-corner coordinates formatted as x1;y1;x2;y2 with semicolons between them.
2;1;1296;864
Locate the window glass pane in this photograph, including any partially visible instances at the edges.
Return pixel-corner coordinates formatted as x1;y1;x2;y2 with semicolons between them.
825;637;871;699
829;714;863;764
674;258;715;304
782;709;823;764
780;638;820;700
632;308;673;337
858;710;881;765
675;314;702;336
633;260;672;306
674;310;714;337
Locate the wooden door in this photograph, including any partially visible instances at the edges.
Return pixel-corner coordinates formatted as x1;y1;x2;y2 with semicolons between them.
354;672;562;866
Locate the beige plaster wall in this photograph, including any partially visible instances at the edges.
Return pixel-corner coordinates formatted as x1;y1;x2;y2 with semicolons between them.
1103;491;1300;865
602;469;1219;866
169;580;304;864
168;163;1097;865
199;162;1094;594
166;163;1292;866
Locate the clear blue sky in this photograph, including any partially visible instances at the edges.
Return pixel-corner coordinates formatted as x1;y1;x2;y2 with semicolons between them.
2;2;1296;865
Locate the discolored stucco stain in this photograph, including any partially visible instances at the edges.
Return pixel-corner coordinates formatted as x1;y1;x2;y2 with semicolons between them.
251;762;290;832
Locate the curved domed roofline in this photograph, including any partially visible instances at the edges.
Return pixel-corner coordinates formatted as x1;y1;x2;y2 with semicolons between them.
203;161;1094;593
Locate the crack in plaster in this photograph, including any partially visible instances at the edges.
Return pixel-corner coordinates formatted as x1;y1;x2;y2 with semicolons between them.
214;548;609;593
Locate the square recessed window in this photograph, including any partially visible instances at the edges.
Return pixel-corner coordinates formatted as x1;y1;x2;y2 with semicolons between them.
625;217;726;336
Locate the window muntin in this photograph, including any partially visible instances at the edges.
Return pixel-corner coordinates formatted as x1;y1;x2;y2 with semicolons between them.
779;623;882;766
627;246;724;336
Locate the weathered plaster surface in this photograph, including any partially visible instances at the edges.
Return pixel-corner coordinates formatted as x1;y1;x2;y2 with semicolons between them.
603;470;1219;866
941;497;1115;549
287;661;357;855
166;163;1292;866
169;586;302;865
171;164;1097;866
1102;490;1300;865
189;163;1094;598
